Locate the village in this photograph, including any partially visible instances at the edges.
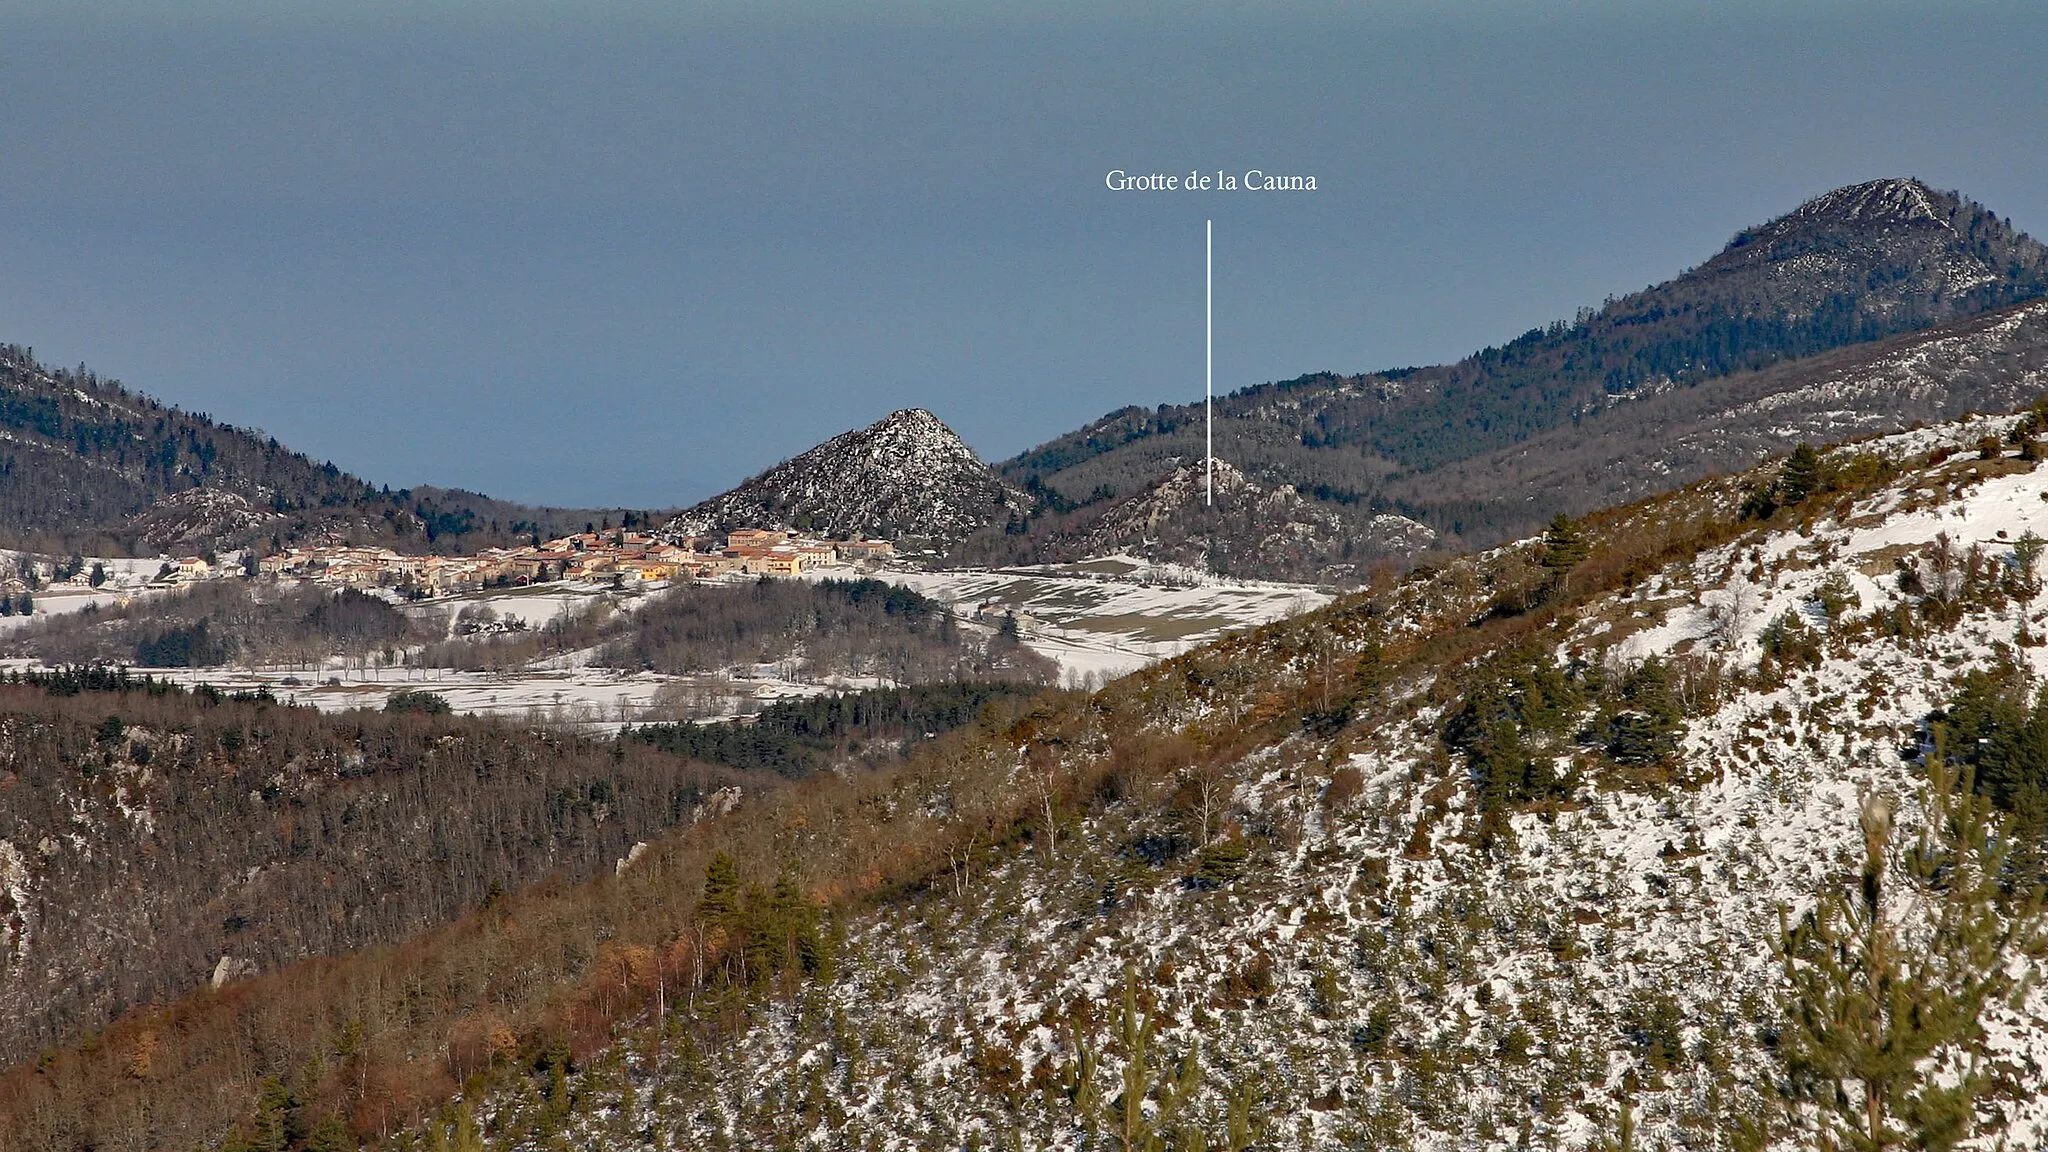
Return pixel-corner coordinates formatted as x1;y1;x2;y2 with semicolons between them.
0;528;900;608
248;527;899;597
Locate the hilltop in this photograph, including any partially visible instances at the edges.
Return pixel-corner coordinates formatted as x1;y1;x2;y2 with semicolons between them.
664;408;1029;547
982;178;2048;580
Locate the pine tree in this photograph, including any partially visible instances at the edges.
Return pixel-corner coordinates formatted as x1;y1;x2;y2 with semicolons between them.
1773;749;2048;1151
245;1077;293;1152
1220;1075;1267;1151
452;1100;485;1152
1540;514;1589;575
1192;831;1249;888
2009;531;2045;603
305;1113;353;1152
1589;1096;1635;1152
764;867;826;979
1780;442;1822;505
1604;658;1683;765
698;852;742;935
1066;966;1209;1152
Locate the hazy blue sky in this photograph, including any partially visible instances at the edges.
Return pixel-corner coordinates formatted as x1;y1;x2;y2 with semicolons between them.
3;1;2046;507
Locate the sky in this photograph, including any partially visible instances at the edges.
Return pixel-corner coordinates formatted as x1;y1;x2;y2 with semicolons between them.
2;0;2046;509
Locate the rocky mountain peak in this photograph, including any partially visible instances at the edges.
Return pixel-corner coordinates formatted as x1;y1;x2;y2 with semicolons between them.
665;408;1025;544
1715;177;2043;270
1784;176;1948;229
871;407;948;435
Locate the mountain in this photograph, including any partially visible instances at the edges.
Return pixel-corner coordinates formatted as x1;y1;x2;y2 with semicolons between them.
1385;295;2048;532
0;345;637;554
664;407;1029;546
988;178;2048;579
20;400;2048;1149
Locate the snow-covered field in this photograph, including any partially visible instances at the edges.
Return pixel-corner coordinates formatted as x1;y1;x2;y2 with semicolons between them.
866;557;1332;684
0;552;181;633
113;662;858;731
0;558;1330;723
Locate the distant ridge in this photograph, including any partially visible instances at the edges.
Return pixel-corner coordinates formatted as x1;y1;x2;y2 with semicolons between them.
664;408;1026;545
977;177;2048;581
0;345;633;554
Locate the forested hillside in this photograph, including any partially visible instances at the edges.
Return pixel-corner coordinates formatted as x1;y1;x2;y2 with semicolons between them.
1378;296;2048;538
17;403;2048;1149
0;345;637;554
5;583;431;668
596;577;1057;686
0;670;757;1058
980;179;2048;580
626;681;1047;777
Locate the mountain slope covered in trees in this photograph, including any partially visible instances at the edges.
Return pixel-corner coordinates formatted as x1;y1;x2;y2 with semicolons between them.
0;345;634;554
0;673;758;1058
980;179;2048;580
15;402;2048;1150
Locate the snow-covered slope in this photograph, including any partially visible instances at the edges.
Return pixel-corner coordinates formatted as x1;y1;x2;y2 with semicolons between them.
482;410;2048;1150
665;408;1027;545
876;558;1334;684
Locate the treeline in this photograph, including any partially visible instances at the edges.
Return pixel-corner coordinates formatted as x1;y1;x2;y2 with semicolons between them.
627;681;1048;777
13;663;258;699
5;581;431;668
8;571;1061;698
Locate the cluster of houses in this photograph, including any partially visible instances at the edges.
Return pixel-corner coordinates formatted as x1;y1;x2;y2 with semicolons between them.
250;528;897;597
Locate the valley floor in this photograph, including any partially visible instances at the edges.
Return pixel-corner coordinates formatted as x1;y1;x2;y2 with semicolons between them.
0;558;1330;725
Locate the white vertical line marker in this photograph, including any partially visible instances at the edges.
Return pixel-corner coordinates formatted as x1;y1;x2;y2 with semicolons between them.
1206;218;1213;507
